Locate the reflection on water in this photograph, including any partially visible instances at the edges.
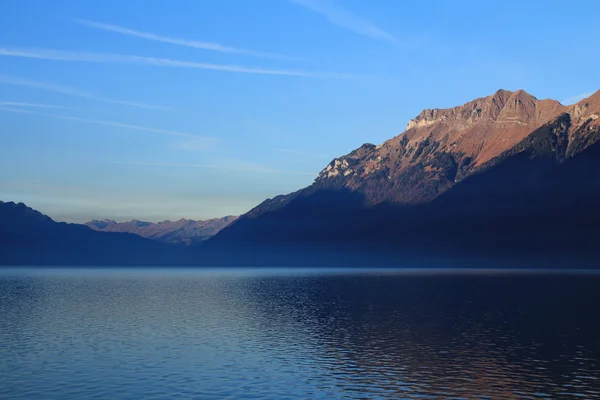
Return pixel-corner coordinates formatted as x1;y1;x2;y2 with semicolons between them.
1;268;599;399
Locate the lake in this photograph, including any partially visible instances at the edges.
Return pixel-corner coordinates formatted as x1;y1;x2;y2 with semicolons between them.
1;268;599;399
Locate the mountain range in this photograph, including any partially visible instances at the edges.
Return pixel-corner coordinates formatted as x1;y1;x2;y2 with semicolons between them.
2;88;600;267
0;201;191;266
239;89;599;214
207;88;600;266
84;216;237;245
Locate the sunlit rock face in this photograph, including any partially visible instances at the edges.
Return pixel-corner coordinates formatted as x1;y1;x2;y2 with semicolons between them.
240;89;600;217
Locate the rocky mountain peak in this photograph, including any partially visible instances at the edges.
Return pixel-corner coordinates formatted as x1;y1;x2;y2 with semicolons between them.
405;89;562;135
306;89;596;208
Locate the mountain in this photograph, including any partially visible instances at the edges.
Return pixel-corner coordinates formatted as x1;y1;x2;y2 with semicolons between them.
85;216;237;245
243;89;589;217
0;201;192;266
208;89;600;267
3;89;599;268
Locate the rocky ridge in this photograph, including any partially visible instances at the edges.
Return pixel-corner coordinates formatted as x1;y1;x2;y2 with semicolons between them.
244;89;600;217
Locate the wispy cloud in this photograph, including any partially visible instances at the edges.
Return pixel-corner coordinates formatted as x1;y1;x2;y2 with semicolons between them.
561;91;594;105
123;160;316;175
276;148;330;159
0;106;215;142
0;105;34;114
0;48;366;79
0;74;171;110
0;101;73;109
74;18;306;62
56;115;209;139
291;0;396;43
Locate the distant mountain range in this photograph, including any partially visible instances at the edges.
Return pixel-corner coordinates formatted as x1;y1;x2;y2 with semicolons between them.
0;201;193;266
2;88;600;267
85;216;237;245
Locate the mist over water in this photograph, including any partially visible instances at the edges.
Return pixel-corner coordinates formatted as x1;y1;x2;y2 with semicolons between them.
1;268;599;399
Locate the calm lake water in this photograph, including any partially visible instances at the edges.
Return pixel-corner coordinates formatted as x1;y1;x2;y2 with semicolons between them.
1;268;599;399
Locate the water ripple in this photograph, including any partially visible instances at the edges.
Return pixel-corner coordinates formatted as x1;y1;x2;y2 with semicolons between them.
1;268;599;399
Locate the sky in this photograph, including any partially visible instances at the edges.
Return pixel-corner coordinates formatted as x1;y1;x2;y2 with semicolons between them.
1;0;599;222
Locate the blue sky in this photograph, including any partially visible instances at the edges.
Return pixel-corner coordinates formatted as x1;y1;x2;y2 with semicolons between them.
1;0;599;222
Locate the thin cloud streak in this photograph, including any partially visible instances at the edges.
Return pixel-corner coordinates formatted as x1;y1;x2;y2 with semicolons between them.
0;48;368;79
0;101;73;109
56;115;207;139
0;105;34;114
291;0;396;43
0;106;214;140
75;18;307;62
0;74;171;110
562;91;594;105
124;161;316;176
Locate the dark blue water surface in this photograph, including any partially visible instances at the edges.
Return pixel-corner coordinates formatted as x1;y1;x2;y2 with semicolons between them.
1;268;599;399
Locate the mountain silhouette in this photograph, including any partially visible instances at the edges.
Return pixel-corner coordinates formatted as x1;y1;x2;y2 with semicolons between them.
0;201;193;266
3;89;600;267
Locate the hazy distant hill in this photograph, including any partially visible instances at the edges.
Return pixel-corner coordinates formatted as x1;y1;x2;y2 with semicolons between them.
85;216;237;245
0;201;193;266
